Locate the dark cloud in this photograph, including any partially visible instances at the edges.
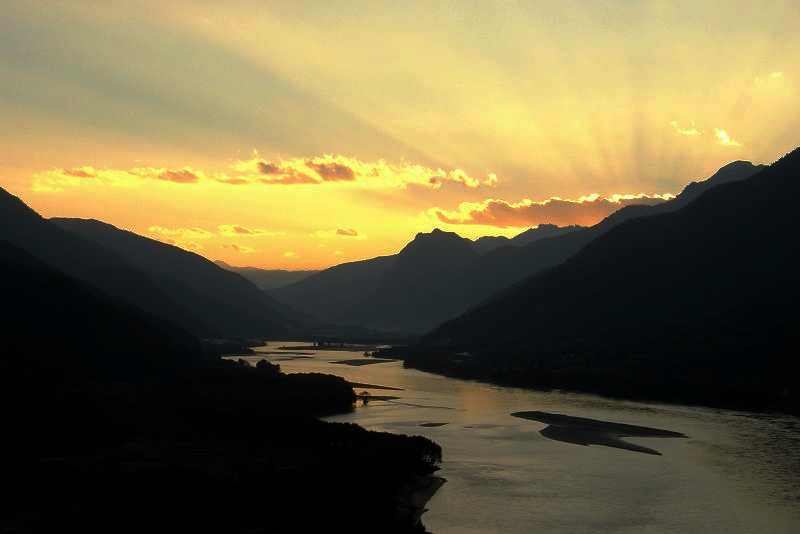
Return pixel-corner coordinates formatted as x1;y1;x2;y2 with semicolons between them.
158;169;199;183
255;159;319;184
336;228;359;237
437;196;669;228
257;161;282;175
63;168;95;178
307;160;356;181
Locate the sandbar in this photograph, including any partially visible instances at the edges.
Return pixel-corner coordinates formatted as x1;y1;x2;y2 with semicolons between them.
511;410;687;455
349;382;403;391
358;395;401;401
333;358;395;366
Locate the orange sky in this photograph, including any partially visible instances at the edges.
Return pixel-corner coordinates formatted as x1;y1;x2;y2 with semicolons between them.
1;1;798;268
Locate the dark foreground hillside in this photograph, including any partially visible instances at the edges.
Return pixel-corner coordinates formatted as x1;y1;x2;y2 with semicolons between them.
0;241;441;533
386;148;800;414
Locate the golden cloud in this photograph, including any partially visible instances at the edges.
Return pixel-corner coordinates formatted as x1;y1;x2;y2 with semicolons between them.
32;166;206;192
313;228;366;240
148;225;215;240
669;120;702;137
239;154;497;190
130;167;206;183
157;169;200;183
713;128;741;147
146;226;214;253
217;225;286;238
669;121;742;147
217;177;251;185
256;173;319;185
435;193;673;228
30;156;498;193
306;159;356;181
156;237;206;251
31;167;137;192
223;243;256;254
63;167;97;178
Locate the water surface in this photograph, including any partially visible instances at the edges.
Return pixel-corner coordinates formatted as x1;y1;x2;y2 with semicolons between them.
234;343;800;533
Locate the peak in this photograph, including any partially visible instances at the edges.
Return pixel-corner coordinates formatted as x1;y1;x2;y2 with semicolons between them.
413;228;462;241
719;160;754;169
400;229;475;258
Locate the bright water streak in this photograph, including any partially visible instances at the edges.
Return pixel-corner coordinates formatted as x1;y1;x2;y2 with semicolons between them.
235;343;800;533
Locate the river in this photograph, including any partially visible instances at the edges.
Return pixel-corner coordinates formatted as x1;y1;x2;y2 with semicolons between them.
232;343;800;533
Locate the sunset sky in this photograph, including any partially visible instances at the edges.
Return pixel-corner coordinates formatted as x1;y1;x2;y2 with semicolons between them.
2;1;798;268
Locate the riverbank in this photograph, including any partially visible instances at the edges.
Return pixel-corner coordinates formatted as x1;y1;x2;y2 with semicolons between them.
1;356;443;532
383;346;800;415
395;474;447;528
279;343;389;352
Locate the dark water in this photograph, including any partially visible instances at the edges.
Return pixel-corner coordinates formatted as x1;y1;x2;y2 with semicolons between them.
234;343;800;533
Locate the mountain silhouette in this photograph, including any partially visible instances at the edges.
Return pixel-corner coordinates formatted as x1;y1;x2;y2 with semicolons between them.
1;238;443;533
337;229;481;332
0;188;217;337
470;224;584;255
467;160;766;302
214;261;319;289
0;239;200;379
268;161;762;334
406;151;799;411
269;254;397;323
268;225;585;333
51;217;312;338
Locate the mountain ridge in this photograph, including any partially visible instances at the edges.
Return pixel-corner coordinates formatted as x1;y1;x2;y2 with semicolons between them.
51;217;313;338
268;159;764;334
396;149;799;412
0;188;218;337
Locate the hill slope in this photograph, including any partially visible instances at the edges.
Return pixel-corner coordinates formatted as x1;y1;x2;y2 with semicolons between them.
52;218;310;338
338;229;482;332
0;238;442;532
0;239;201;379
467;160;765;301
269;161;762;334
269;254;397;323
0;188;217;337
404;152;798;411
215;261;319;289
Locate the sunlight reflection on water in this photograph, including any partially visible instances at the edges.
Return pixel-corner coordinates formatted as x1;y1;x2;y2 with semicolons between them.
231;343;800;533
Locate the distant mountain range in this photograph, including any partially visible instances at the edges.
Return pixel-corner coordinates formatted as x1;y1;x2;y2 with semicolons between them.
393;151;798;412
269;224;586;332
0;157;768;341
215;261;319;289
0;188;308;340
269;160;763;333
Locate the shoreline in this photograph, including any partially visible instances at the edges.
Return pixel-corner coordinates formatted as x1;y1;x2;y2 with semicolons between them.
277;343;389;352
394;474;447;528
